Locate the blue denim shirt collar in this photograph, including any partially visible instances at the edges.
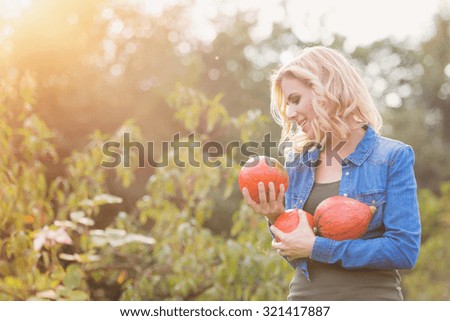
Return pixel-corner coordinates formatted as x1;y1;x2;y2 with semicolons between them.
345;125;378;166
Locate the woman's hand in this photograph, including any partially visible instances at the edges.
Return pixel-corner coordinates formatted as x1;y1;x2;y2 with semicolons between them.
270;210;316;261
242;182;285;224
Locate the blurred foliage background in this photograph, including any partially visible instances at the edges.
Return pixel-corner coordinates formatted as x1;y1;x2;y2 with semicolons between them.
0;0;449;300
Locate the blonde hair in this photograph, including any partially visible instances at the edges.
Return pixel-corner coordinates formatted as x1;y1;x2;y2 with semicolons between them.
270;46;382;155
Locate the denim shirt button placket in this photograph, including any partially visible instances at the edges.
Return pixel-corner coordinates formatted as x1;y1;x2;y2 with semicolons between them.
341;163;350;198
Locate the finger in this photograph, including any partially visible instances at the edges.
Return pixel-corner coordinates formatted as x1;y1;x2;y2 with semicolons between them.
273;247;283;256
268;182;276;202
298;210;314;232
298;210;306;226
271;239;283;250
277;183;286;203
258;182;267;204
269;225;285;241
276;184;285;209
242;187;259;209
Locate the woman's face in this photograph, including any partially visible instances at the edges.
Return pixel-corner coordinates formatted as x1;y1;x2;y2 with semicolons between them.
281;76;316;139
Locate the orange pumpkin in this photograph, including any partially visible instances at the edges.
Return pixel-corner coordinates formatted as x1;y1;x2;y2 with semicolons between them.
314;196;376;241
238;156;289;203
274;209;315;233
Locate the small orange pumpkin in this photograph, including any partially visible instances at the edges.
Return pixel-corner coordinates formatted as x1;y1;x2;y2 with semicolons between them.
238;155;289;203
274;209;315;233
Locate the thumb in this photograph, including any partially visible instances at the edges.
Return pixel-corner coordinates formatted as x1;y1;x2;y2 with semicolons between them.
270;224;285;240
298;210;313;231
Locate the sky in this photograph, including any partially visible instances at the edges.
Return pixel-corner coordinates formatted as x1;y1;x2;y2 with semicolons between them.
1;0;449;48
179;0;449;48
283;0;448;46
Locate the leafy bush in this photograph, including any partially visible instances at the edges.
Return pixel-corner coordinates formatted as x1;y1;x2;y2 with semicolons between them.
0;74;291;300
402;183;450;300
0;70;154;300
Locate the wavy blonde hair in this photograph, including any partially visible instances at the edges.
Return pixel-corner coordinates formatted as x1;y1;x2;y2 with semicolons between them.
270;46;382;155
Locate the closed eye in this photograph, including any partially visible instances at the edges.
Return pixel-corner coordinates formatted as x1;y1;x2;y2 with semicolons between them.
287;94;301;105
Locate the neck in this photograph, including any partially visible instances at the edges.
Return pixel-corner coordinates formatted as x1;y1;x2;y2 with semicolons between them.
321;126;366;161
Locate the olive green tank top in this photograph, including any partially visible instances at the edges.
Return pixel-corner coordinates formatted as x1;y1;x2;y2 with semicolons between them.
302;180;341;215
288;180;403;301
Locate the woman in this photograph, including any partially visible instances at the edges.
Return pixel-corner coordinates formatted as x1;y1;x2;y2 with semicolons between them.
242;46;421;300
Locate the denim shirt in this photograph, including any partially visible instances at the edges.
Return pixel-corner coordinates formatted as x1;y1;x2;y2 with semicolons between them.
281;125;421;281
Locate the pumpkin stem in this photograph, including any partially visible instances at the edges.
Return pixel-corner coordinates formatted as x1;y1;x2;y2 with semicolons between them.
369;206;377;215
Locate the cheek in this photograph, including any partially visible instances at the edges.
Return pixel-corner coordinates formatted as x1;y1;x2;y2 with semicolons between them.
301;102;314;117
306;101;315;117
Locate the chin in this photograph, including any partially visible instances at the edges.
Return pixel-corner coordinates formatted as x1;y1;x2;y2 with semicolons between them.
303;129;314;140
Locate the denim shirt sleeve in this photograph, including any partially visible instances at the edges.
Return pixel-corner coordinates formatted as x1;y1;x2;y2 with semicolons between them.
310;146;421;270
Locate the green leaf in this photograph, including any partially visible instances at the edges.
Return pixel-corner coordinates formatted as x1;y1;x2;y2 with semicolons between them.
68;290;89;301
63;264;83;290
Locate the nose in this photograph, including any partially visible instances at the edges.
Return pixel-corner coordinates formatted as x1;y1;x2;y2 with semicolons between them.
286;104;297;121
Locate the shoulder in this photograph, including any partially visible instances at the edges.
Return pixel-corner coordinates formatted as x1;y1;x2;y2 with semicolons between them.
375;135;410;152
373;135;415;166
